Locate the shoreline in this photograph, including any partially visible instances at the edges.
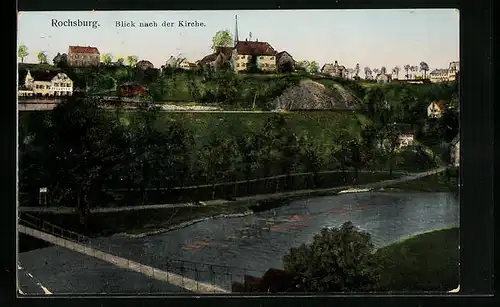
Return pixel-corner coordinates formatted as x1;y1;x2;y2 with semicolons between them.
115;210;255;238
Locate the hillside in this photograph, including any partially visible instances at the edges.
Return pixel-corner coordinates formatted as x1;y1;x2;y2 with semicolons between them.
270;79;362;111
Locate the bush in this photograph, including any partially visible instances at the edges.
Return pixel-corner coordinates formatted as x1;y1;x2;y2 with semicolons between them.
282;221;380;292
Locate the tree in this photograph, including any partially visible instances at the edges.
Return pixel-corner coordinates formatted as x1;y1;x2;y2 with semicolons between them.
283;222;380;292
373;68;380;76
44;97;111;219
380;66;387;74
52;53;68;67
37;51;48;64
101;53;113;65
392;66;400;79
18;45;29;63
126;55;138;67
212;30;233;51
419;61;430;78
116;56;125;66
296;60;309;73
404;64;411;79
364;66;372;80
308;61;319;74
380;124;401;177
354;63;360;77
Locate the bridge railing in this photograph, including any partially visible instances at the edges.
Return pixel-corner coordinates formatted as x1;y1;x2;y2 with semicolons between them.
19;212;89;243
18;214;266;292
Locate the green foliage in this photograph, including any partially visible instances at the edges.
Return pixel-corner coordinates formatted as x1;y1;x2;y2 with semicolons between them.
52;53;68;68
375;227;459;291
18;45;29;63
283;222;380;292
101;53;113;65
212;30;233;51
37;51;48;64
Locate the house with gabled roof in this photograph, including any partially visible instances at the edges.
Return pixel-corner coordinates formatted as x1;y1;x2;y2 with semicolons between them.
321;61;346;78
67;45;100;67
198;47;234;70
276;51;295;73
233;39;277;72
19;69;73;97
427;100;446;118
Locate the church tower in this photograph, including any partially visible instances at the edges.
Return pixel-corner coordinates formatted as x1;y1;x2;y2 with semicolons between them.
234;15;239;46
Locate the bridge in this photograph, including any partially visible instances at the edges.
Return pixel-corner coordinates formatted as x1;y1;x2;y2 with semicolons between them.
18;213;235;294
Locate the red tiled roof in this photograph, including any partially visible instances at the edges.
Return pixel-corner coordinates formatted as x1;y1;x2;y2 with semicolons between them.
430;100;445;110
235;41;276;56
69;46;100;54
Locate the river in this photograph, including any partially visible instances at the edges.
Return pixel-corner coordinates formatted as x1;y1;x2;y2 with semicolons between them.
18;191;459;294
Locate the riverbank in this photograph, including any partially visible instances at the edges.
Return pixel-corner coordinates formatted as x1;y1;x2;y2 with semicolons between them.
384;168;458;193
19;169;445;242
374;227;459;292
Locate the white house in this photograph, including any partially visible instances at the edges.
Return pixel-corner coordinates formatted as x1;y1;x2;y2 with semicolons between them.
21;70;73;97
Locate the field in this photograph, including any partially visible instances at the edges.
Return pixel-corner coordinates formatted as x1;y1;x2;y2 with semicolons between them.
375;227;459;291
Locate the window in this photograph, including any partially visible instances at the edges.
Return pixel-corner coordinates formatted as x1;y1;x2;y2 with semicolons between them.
237;63;240;67
54;83;59;87
259;56;264;59
270;57;274;60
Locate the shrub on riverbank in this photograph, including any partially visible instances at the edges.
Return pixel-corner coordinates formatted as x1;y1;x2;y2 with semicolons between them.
282;222;381;292
278;225;458;293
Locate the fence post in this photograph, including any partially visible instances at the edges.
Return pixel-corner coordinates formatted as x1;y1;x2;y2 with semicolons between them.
195;266;199;292
166;261;169;284
209;265;214;293
181;261;185;289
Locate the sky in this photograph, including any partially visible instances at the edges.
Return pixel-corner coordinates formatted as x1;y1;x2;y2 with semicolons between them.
17;9;459;72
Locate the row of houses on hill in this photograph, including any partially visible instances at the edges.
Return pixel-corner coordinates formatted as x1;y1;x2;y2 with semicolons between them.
196;39;296;73
428;61;460;83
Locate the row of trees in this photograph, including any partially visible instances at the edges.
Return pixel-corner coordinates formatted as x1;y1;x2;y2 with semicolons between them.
19;90;444;211
18;44;140;67
18;45;48;65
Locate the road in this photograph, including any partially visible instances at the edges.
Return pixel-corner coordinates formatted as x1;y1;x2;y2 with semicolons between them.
17;262;52;295
19;168;443;215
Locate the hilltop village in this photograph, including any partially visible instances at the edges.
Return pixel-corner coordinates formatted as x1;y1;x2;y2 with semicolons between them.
17;31;459;101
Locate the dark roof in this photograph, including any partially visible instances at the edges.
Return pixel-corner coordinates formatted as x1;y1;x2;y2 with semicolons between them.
69;46;100;54
19;70;59;83
276;51;294;62
235;41;276;56
430;69;449;75
199;47;233;64
137;60;153;66
199;53;218;64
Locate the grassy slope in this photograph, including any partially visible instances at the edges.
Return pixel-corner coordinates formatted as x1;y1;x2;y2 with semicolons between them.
375;227;459;291
123;111;367;148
